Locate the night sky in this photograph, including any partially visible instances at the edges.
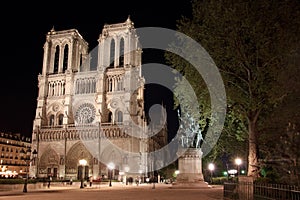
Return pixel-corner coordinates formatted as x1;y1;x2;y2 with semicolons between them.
0;1;192;138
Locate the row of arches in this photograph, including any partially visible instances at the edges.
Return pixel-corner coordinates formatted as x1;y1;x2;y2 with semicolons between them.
50;35;128;74
49;113;64;126
75;78;96;94
48;80;66;96
53;44;69;74
106;74;124;92
109;38;124;68
39;130;80;141
38;127;130;141
107;110;123;123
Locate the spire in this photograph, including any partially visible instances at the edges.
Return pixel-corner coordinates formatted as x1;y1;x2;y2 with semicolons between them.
127;15;131;22
126;15;134;28
160;101;166;126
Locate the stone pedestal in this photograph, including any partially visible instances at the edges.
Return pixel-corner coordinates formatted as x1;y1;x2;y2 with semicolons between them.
172;148;209;189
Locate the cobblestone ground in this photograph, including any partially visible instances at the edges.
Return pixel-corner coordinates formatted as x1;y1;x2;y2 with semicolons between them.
0;183;224;200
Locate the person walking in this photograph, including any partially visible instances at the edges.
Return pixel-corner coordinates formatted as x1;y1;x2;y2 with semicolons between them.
48;176;52;188
89;176;93;187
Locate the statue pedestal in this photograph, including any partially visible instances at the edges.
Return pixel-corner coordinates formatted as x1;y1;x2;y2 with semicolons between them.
172;148;210;189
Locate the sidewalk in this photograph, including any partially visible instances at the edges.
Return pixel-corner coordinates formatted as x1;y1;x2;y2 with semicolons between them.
0;183;224;200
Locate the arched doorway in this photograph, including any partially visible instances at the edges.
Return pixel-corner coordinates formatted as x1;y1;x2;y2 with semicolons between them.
39;147;59;179
65;142;93;180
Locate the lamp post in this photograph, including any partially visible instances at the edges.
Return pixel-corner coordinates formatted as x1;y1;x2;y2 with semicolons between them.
20;148;37;193
79;159;87;189
235;158;242;178
124;166;129;185
208;163;215;184
174;170;180;182
107;162;115;187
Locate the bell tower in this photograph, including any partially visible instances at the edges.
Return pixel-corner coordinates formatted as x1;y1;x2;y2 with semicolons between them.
96;16;145;127
33;27;89;129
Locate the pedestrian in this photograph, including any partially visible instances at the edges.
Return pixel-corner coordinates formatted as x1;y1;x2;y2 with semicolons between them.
48;176;52;188
89;176;93;187
70;177;73;185
135;177;139;186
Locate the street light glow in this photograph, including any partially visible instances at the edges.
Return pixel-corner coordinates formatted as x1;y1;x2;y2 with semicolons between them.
79;159;87;166
108;162;115;170
108;162;115;187
79;159;87;189
235;158;242;166
124;166;130;172
235;158;242;178
208;163;215;171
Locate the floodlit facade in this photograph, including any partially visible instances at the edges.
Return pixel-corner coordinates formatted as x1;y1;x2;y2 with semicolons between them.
0;133;31;178
30;17;167;181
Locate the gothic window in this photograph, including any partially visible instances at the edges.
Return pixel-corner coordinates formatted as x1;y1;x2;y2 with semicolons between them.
117;75;124;91
110;39;115;67
119;38;124;67
58;114;64;125
79;53;83;71
117;111;123;123
108;112;112;123
90;47;98;71
54;45;60;74
63;44;69;72
49;115;55;126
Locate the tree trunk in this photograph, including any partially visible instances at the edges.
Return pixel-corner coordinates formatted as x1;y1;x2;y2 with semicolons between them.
247;118;259;177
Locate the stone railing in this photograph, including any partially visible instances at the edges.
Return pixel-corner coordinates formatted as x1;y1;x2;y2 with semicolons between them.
38;123;129;141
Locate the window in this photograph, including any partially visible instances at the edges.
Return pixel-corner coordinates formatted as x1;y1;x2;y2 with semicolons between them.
117;111;123;123
108;112;112;122
63;44;69;72
109;39;115;67
58;114;64;125
49;115;55;126
54;45;60;73
119;38;124;67
79;53;83;71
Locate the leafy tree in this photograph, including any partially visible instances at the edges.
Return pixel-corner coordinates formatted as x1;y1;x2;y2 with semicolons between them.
166;0;300;177
259;78;300;185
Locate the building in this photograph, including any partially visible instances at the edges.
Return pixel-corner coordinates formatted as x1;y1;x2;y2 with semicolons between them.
0;132;31;178
29;17;168;181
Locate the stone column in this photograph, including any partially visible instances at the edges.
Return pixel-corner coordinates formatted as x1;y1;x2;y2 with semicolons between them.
172;148;209;189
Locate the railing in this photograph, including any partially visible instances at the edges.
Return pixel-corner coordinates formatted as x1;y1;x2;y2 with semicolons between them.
38;123;129;141
224;181;300;200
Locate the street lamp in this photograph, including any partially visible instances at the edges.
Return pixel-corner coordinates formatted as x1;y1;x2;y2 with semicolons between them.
208;163;215;184
107;162;115;187
235;158;242;178
79;159;87;189
124;166;130;185
20;148;37;193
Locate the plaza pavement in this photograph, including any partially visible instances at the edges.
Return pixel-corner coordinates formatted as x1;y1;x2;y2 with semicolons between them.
0;182;224;200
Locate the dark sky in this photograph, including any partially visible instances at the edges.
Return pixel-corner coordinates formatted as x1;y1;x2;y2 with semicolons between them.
0;1;192;138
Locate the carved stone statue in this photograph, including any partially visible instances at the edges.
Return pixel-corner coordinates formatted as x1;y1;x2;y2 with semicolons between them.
177;110;203;149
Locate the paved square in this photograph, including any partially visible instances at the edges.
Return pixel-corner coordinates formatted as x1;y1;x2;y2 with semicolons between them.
0;183;223;200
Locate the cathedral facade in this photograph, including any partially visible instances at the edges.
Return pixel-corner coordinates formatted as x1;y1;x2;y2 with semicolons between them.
29;18;167;181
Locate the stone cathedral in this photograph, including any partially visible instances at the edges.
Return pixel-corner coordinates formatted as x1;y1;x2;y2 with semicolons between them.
29;17;168;181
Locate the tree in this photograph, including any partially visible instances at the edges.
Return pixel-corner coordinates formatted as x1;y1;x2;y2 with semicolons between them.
259;78;300;185
166;0;300;177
